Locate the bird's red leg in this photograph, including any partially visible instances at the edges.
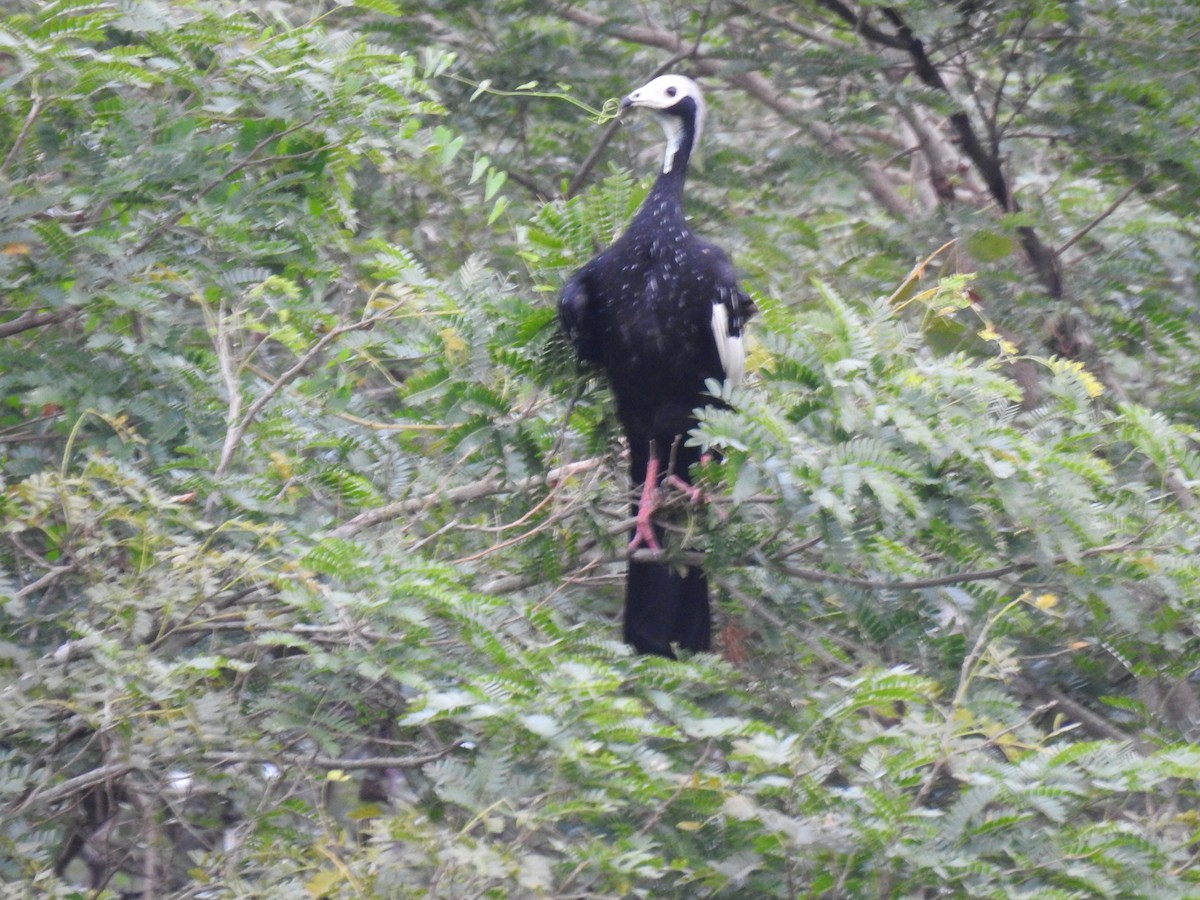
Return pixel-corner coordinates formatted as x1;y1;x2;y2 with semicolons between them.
662;452;713;504
629;455;662;552
663;473;704;504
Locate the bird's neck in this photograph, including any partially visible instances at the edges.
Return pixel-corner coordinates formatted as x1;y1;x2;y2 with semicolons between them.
658;114;695;179
646;114;694;209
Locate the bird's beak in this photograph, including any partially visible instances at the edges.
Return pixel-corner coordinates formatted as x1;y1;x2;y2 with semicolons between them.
619;92;639;112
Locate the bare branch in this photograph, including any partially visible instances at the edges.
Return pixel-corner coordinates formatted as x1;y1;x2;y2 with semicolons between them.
15;563;78;601
0;94;44;176
0;308;75;339
731;2;853;53
556;532;1151;595
1058;177;1151;255
1011;674;1152;751
8;764;134;816
566;117;626;200
331;458;604;539
813;0;909;50
199;743;464;772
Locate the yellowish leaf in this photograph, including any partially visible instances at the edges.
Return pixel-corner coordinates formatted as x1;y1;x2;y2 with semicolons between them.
1049;357;1104;398
440;327;468;363
1034;593;1058;610
306;869;342;897
269;450;293;481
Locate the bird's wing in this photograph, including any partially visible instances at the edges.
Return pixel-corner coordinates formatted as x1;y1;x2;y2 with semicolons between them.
706;251;756;388
558;265;602;364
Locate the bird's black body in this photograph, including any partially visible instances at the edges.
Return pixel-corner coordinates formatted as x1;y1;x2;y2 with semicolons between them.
559;76;755;657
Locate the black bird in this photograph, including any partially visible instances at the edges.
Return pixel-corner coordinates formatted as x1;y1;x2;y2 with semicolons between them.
559;75;755;657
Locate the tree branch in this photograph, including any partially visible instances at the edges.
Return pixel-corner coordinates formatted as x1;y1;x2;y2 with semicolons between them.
633;533;1148;591
9;764;134;816
0;308;75;339
331;458;603;539
1011;674;1152;751
814;3;1065;299
198;743;464;772
0;94;44;176
566;117;626;200
15;562;78;601
814;0;909;49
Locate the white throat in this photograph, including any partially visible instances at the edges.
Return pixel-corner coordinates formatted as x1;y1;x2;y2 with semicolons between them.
658;115;684;174
654;101;703;175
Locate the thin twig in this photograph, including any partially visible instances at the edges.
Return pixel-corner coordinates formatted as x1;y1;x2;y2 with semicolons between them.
1;94;44;176
330;457;603;538
718;578;857;673
198;743;463;772
242;360;446;433
1058;177;1150;254
211;300;243;483
635;743;713;838
212;301;405;481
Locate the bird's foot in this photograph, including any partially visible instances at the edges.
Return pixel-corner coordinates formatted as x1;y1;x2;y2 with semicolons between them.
663;453;715;505
664;454;731;522
629;462;663;553
628;511;661;553
663;474;704;504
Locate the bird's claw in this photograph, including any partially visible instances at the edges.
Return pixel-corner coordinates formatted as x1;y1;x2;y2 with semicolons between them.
628;513;661;552
631;452;721;552
663;474;705;504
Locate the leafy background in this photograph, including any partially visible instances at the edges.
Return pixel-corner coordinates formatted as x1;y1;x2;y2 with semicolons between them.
1;0;1198;896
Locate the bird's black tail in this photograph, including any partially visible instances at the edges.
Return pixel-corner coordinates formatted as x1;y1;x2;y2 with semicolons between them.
624;553;710;658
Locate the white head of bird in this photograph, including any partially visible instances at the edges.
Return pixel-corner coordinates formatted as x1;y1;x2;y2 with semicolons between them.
620;74;705;174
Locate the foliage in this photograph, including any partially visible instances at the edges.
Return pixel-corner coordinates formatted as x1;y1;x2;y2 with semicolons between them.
1;0;1198;897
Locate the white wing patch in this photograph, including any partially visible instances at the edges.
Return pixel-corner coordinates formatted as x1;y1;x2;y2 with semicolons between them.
710;301;745;388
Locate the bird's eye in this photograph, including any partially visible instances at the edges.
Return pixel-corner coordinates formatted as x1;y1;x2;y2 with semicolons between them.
665;86;677;97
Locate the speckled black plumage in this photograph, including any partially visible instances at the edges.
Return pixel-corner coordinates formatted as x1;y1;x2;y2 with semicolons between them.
559;76;755;657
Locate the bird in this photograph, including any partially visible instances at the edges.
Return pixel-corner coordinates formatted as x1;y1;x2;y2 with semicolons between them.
558;74;756;658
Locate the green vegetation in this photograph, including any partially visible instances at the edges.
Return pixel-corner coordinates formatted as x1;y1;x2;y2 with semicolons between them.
1;1;1197;896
